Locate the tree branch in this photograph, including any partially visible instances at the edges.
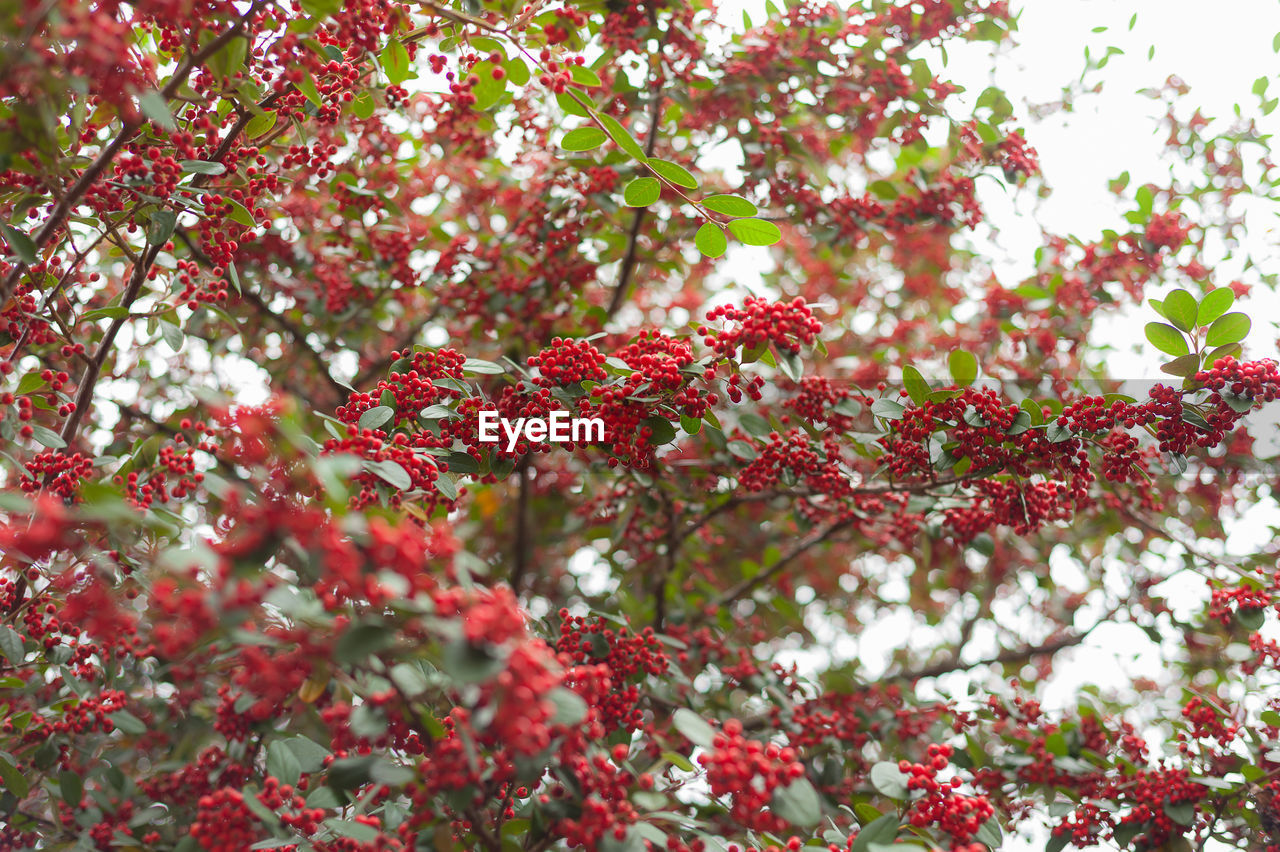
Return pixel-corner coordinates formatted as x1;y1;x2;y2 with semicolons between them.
0;2;265;307
707;515;858;614
509;457;533;593
604;15;667;320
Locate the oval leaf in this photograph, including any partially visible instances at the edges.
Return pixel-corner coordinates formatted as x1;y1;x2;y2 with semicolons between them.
727;217;782;246
623;177;661;207
671;708;715;749
949;349;978;386
1162;289;1197;332
1205;312;1250;347
871;398;905;420
902;365;929;405
771;777;822;827
1160;353;1200;378
868;762;909;799
1196;288;1234;326
382;40;410;85
702;194;758;218
1144;322;1188;357
695;222;727;258
597;114;646;161
561;126;608;152
648;158;698;189
358;405;394;431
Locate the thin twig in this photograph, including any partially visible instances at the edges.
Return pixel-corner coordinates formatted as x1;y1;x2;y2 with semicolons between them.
604;12;667;319
509;457;533;593
708;515;858;613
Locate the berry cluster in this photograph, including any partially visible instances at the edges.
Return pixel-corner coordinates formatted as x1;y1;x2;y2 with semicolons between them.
699;718;808;833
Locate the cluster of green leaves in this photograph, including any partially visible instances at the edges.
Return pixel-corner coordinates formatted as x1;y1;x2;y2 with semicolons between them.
559;95;779;258
1145;287;1250;378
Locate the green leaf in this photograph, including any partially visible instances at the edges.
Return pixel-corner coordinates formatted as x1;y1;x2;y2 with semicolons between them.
1196;288;1234;326
470;63;506;110
1144;322;1188;357
382;40;410;85
0;627;24;664
0;755;28;798
179;160;226;176
1163;799;1195;827
300;0;341;15
30;424;66;449
285;736;330;773
324;819;380;843
350;90;375;119
569;65;601;87
110;710;148;736
597;114;646;161
59;769;82;808
226;199;255;227
335;621;393;664
1205;312;1250;347
1046;422;1073;443
702;194;758;218
1203;342;1242;367
1223;392;1255;414
871;398;905;420
868;762;909;799
623;177;661;207
1006;410;1032;436
976;817;1003;849
672;708;715;749
159;319;184;353
504;57;530;86
777;350;803;383
297;72;322;107
445;451;480;475
1160;353;1199;378
267;740;302;787
557;90;591;117
326;755;376;791
648;158;698;189
902;366;929;405
726;439;757;460
245;110;276;138
949;350;978;386
695;222;727;258
727;218;781;246
645;416;677;446
369;759;415;786
367;459;411;490
1236;607;1266;631
547;687;588;726
1162;289;1197;331
0;224;37;264
850;814;898;852
441;639;504;682
561;126;608;152
358;405;394;431
662;751;695;772
1045;833;1070;852
1261;710;1280;727
463;357;505;375
15;371;46;395
771;777;822;827
137;89;176;131
738;412;772;438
